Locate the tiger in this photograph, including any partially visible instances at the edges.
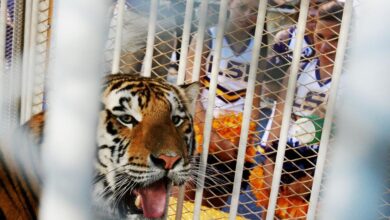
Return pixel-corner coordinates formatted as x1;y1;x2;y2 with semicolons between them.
0;74;200;219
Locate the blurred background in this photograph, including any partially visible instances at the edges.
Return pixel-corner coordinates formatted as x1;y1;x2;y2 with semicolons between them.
0;0;389;219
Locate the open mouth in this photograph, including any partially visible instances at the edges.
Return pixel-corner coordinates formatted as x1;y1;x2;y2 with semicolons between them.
131;178;170;219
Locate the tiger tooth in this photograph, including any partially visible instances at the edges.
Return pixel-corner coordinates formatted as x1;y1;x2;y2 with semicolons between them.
135;195;141;209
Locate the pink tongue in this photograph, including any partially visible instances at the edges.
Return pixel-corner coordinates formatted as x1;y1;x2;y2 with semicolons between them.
139;181;167;218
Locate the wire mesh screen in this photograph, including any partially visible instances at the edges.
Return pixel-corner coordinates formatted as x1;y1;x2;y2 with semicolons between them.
101;0;356;219
18;0;52;123
31;0;52;114
378;164;390;220
1;0;24;132
3;0;389;219
105;0;178;79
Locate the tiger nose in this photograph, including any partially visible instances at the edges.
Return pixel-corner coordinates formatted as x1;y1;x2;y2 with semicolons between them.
151;153;181;170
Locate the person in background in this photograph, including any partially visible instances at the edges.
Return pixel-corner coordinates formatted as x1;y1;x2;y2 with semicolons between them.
185;0;269;218
250;1;345;219
266;0;300;45
258;0;326;164
267;0;325;81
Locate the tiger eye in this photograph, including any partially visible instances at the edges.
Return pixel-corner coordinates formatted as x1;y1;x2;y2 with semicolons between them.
118;115;137;125
172;116;183;127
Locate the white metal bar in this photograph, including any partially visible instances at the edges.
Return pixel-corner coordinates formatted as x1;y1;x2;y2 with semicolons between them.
20;0;39;124
191;0;208;82
175;1;199;217
265;1;310;219
320;1;390;219
193;1;229;219
111;0;125;74
176;0;194;85
31;0;51;115
0;0;7;73
9;0;25;127
0;0;7;130
194;0;229;220
307;1;353;219
20;0;32;123
142;0;158;77
174;1;195;217
174;185;186;220
228;0;267;219
175;0;208;217
38;0;110;219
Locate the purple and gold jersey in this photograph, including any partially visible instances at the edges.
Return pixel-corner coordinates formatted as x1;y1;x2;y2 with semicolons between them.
201;27;253;116
293;58;331;117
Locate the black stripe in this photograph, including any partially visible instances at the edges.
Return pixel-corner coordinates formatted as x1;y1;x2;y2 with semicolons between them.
118;97;131;111
0;207;5;220
0;150;37;218
117;84;134;93
184;124;192;134
110;81;125;91
97;157;108;168
13;168;38;219
117;141;128;163
128;163;149;168
128;156;140;161
112;106;125;112
0;150;26;206
0;163;19;207
113;138;121;143
190;133;196;155
19;167;39;208
106;122;117;135
128;169;150;174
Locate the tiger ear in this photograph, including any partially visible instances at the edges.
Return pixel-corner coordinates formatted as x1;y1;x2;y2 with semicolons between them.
179;82;200;116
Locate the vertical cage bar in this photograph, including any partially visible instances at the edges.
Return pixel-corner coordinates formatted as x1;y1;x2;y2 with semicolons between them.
176;0;194;85
307;1;353;219
20;0;39;123
0;0;7;74
174;2;195;217
320;1;390;219
111;0;125;74
174;186;185;220
265;1;310;219
191;0;208;82
142;0;158;77
175;2;207;217
30;0;51;115
10;0;25;127
193;1;229;219
0;0;7;131
38;0;109;219
20;0;32;122
41;0;54;111
228;0;267;219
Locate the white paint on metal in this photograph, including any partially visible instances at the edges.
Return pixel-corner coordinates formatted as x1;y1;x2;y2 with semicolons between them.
38;0;109;219
142;0;159;77
228;0;267;218
266;1;310;219
111;0;126;74
307;0;353;219
193;1;229;219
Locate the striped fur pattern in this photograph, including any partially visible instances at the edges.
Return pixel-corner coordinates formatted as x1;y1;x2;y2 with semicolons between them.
0;114;43;220
0;75;199;220
95;75;199;219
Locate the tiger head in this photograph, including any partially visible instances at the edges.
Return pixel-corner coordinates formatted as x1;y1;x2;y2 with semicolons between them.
95;74;199;219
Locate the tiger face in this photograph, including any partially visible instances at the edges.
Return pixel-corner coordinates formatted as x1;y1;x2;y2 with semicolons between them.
94;74;199;219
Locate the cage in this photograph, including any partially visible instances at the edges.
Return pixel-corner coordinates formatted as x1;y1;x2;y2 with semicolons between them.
0;0;389;220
